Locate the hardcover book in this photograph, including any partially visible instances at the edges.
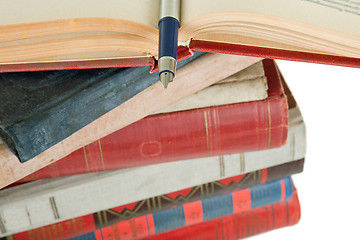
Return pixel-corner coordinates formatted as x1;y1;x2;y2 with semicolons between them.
15;59;295;183
0;53;262;189
0;0;359;72
1;177;298;239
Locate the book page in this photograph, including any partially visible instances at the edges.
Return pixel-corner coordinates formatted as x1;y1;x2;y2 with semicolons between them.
0;0;159;28
181;0;360;38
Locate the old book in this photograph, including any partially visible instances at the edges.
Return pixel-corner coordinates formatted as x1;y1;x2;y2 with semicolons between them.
0;101;304;237
0;0;359;72
144;188;301;240
1;177;298;239
0;53;262;189
14;59;289;183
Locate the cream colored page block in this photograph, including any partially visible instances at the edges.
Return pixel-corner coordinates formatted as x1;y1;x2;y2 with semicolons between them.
218;61;264;84
156;77;268;114
181;0;360;38
0;0;159;28
156;61;267;114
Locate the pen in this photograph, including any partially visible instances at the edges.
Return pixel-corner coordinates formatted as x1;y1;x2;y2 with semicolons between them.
158;0;180;88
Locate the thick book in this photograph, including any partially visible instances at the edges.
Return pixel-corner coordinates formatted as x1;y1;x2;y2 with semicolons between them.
0;53;262;189
1;177;298;239
144;188;301;240
17;105;304;184
0;104;304;236
14;59;290;183
0;108;303;237
0;0;359;72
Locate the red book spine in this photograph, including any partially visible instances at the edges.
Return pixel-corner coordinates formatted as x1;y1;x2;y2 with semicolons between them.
190;39;360;69
7;215;96;240
17;59;288;183
5;160;303;240
144;191;301;240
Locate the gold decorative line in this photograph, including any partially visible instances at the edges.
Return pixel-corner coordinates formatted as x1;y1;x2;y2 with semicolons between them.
219;155;225;178
208;220;219;240
234;214;239;239
6;236;14;240
0;215;6;234
240;153;245;173
72;218;78;233
291;133;296;160
83;147;90;172
160;186;202;202
157;196;162;209
98;140;106;170
51;225;58;238
106;209;122;218
152;197;157;210
111;200;147;218
103;211;108;225
220;218;225;240
40;227;47;240
267;102;272;148
285;201;290;226
49;197;60;219
146;199;152;211
271;205;276;229
205;183;210;196
200;185;204;196
26;207;32;225
204;111;210;154
97;212;103;226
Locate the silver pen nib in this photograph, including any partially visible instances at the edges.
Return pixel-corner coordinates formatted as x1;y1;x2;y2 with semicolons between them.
160;72;174;89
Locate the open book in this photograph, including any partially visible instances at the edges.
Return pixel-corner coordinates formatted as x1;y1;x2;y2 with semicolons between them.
1;0;360;71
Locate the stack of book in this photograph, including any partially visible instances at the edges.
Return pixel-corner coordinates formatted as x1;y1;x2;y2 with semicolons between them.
0;53;306;240
1;0;359;239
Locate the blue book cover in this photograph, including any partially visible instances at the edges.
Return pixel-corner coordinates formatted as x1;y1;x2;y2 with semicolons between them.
0;52;204;162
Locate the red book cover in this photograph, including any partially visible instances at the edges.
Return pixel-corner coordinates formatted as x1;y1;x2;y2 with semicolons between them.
1;40;359;73
16;59;287;183
189;40;360;69
4;169;301;240
144;189;301;240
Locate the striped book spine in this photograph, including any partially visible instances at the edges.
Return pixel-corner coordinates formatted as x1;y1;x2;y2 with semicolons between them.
70;177;293;240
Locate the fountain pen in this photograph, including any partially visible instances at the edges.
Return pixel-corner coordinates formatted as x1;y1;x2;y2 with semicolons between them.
158;0;180;88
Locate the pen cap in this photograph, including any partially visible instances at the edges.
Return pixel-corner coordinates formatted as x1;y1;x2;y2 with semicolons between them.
160;0;180;21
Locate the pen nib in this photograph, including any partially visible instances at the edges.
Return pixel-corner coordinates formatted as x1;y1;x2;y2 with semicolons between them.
160;72;174;89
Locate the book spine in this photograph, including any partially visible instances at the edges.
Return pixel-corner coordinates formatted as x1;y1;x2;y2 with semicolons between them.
71;177;294;239
144;190;301;240
190;39;360;68
16;60;287;183
4;164;302;240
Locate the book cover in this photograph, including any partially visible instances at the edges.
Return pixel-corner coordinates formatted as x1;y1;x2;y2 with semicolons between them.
144;188;301;240
0;53;263;190
1;177;298;239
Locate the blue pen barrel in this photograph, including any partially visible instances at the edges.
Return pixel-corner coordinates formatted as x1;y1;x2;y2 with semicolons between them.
158;16;180;59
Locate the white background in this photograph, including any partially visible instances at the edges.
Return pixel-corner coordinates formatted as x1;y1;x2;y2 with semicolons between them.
252;60;360;239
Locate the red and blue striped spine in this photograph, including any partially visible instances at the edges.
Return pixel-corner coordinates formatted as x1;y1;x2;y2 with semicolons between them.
70;177;293;240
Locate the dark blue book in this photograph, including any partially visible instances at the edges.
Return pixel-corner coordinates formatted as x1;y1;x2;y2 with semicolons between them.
0;52;204;162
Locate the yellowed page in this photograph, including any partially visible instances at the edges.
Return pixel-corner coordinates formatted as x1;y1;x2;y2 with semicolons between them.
0;0;159;28
181;0;360;38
